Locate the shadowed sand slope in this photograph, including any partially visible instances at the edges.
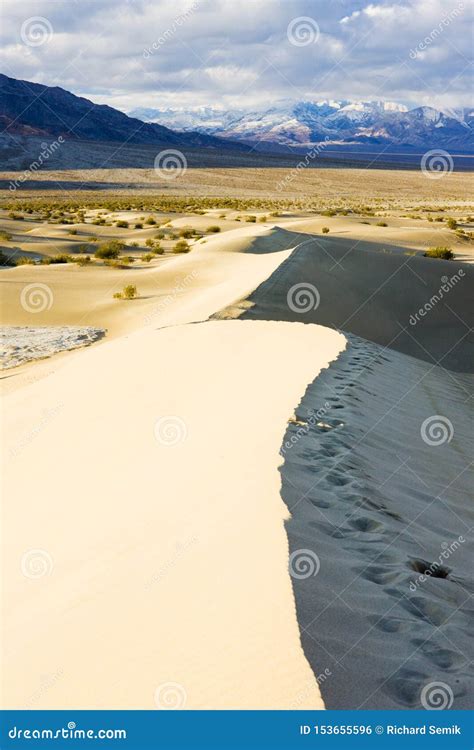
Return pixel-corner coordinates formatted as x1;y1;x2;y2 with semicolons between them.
238;230;473;709
242;229;474;373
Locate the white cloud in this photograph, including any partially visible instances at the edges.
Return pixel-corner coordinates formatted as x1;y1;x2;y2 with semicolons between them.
0;0;471;110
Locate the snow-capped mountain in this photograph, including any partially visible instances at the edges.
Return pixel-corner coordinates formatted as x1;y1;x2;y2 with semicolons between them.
129;100;474;151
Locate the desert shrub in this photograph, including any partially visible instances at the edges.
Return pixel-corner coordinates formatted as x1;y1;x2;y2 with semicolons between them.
245;215;256;223
145;216;156;225
152;246;164;255
321;227;330;234
423;247;454;260
143;253;154;262
40;257;52;265
179;227;195;238
75;255;91;266
15;256;35;265
173;240;190;253
92;218;105;225
0;231;12;241
155;231;165;239
8;212;24;220
376;221;388;227
322;210;336;217
50;254;73;264
446;217;457;230
113;284;137;300
206;225;221;233
134;222;143;229
67;229;77;235
360;221;370;225
116;220;129;228
95;240;125;259
258;216;267;222
0;250;13;266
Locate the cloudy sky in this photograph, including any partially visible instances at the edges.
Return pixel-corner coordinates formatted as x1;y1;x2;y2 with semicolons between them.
1;0;472;113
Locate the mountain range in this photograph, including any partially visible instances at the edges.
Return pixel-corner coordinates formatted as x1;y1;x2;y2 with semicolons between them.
130;100;474;152
0;73;244;152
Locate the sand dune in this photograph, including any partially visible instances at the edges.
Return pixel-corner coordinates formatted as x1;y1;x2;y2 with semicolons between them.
2;218;472;711
2;223;347;709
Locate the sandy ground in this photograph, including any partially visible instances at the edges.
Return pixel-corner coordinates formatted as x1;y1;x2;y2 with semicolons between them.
1;222;347;709
1;199;473;711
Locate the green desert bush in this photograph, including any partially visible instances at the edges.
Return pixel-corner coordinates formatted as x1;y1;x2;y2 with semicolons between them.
446;217;457;230
423;247;454;260
0;230;12;241
206;225;221;233
321;227;330;234
116;220;129;228
95;240;125;259
75;255;91;266
376;221;388;227
15;256;35;265
134;222;143;229
143;253;154;262
173;239;190;253
113;284;138;300
179;227;195;238
145;216;156;225
245;215;256;223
